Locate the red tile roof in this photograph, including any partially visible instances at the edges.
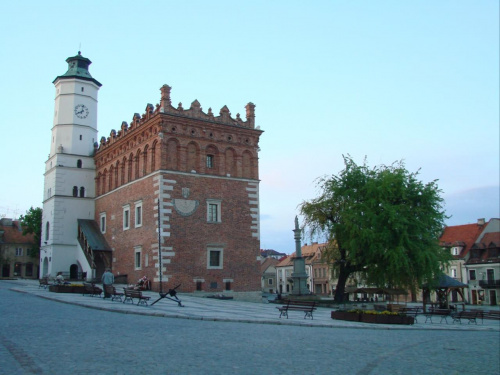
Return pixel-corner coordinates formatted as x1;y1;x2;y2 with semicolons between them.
439;223;485;258
276;242;328;267
0;220;35;244
480;232;500;246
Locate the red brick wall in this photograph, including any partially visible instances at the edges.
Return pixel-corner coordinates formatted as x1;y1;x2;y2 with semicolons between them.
94;93;262;294
96;172;260;293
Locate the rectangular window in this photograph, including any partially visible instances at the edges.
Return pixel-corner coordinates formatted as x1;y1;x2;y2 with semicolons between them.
469;270;476;281
100;213;106;233
225;281;231;291
268;278;273;285
451;268;457;278
487;269;494;282
207;199;221;223
135;201;143;228
208;204;218;222
134;247;142;270
207;248;223;269
15;248;23;256
123;205;130;230
206;155;214;169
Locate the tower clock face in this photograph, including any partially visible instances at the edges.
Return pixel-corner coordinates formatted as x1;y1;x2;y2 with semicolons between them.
74;104;89;119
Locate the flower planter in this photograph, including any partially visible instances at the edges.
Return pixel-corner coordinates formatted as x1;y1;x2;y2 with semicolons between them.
360;314;414;325
331;311;361;322
331;311;414;325
49;285;85;294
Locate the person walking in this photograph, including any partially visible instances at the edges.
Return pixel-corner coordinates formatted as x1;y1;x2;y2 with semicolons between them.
101;268;114;298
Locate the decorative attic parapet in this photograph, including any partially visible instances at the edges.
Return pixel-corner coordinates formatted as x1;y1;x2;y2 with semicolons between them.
159;84;257;128
96;84;260;152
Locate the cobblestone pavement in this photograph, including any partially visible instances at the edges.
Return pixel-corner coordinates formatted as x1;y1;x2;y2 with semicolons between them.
1;280;499;374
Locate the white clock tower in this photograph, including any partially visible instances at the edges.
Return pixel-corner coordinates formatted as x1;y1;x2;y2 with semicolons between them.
40;52;102;278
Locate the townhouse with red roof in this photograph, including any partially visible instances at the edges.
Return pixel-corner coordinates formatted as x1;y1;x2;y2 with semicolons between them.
440;218;500;305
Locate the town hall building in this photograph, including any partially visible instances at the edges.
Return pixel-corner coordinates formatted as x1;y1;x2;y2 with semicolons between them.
40;52;263;300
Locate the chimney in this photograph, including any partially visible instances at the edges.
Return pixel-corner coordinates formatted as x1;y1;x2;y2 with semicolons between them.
477;218;485;226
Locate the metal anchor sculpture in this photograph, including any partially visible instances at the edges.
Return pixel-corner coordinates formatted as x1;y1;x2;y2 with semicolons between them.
151;284;184;307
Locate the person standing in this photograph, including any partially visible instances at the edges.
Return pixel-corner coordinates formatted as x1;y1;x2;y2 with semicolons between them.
101;268;114;298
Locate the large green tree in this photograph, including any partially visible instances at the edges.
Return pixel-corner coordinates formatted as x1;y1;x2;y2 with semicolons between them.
19;207;43;258
300;156;450;302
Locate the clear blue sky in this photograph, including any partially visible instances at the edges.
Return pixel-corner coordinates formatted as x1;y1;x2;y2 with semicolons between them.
1;1;498;253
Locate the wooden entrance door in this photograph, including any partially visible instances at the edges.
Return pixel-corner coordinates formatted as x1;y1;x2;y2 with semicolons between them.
490;290;497;306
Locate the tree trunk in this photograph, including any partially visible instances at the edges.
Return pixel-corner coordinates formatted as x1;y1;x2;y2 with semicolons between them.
334;265;351;303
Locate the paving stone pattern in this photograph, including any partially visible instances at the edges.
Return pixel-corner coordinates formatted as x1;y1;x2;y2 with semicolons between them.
0;280;499;375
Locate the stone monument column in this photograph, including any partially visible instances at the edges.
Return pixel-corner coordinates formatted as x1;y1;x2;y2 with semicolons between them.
291;217;310;295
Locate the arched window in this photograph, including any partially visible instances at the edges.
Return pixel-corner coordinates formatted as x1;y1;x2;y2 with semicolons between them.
187;143;199;172
73;186;78;197
79;187;85;197
121;158;126;185
128;154;133;182
225;148;236;176
77;159;82;168
150;142;157;171
109;165;114;191
167;139;178;170
242;151;252;179
135;150;141;179
142;146;149;176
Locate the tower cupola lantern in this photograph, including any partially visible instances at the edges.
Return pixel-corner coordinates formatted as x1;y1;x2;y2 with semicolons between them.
53;51;102;87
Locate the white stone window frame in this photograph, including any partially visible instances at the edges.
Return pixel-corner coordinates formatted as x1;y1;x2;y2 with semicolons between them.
100;212;106;233
134;200;143;228
207;247;223;269
15;248;23;257
450;267;457;278
206;199;222;223
123;204;130;231
134;246;142;270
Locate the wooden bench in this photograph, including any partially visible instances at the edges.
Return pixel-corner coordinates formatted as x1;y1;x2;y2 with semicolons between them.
424;308;451;324
451;310;480;325
82;282;102;297
481;310;500;322
123;288;151;306
38;278;50;289
276;300;317;319
400;307;422;323
104;285;124;302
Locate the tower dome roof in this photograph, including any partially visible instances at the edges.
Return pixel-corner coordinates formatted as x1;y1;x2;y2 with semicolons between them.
53;51;102;87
